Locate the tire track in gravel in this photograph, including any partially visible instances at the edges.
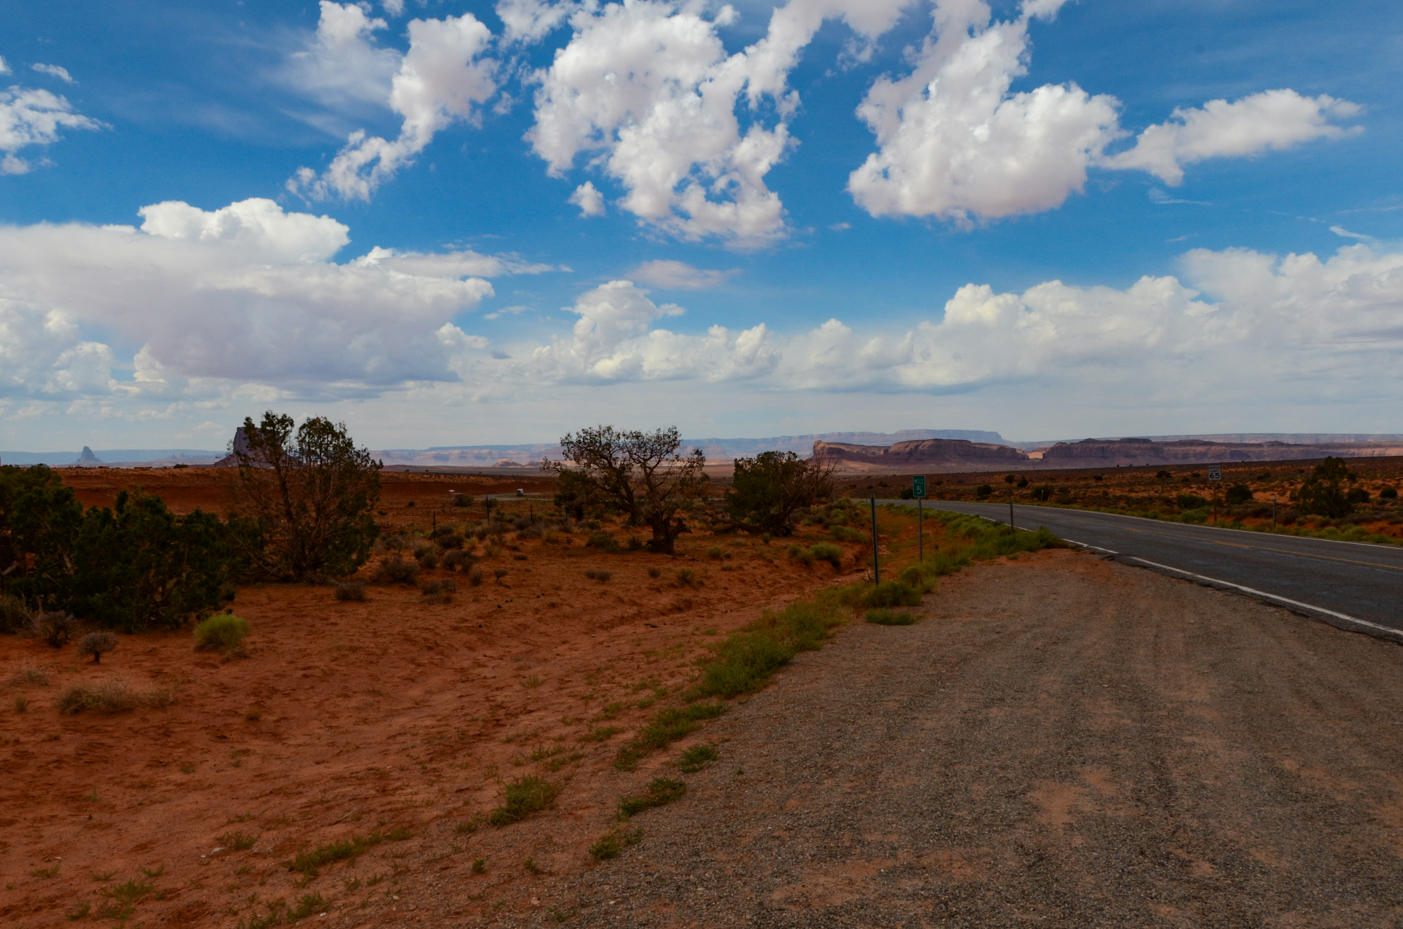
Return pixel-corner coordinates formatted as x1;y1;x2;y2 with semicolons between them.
528;550;1403;929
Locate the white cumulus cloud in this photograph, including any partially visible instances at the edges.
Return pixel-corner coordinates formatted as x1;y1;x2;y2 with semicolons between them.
1104;90;1362;186
283;1;401;114
628;259;735;289
0;199;529;394
31;64;75;84
291;12;497;200
568;180;605;216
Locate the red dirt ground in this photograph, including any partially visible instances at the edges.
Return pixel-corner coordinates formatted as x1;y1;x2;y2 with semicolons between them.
1;470;900;927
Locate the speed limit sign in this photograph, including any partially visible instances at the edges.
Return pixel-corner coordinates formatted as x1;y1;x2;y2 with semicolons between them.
1208;465;1222;482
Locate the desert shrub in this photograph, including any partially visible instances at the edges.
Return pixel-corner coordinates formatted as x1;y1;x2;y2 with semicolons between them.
673;567;699;587
808;543;842;570
1225;484;1253;506
706;546;723;559
452;493;471;508
830;525;865;543
1296;457;1356;518
420;579;456;602
488;776;561;826
725;451;834;536
228;412;381;581
377;533;406;552
493;568;509;584
0;594;31;635
975;484;993;498
372;556;419;585
1176;494;1209;510
865;608;918;626
584;569;612;582
677;743;718;773
194;612;250;653
647;566;662;579
286;828;410;878
437;533;463;551
619;778;686;818
32;610;78;648
1346;487;1371;505
857;581;922;609
441;549;475;571
468;567;484;587
1155;470;1172;479
78;631;119;663
585;531;620;553
1030;485;1052;502
0;466;85;606
9;661;49;686
58;679;139;714
334;580;366;601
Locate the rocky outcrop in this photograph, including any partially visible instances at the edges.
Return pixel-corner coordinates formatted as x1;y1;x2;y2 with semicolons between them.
74;446;102;466
1040;438;1403;467
813;438;1028;471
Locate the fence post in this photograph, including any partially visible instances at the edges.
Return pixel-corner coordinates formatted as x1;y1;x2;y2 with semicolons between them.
869;492;880;585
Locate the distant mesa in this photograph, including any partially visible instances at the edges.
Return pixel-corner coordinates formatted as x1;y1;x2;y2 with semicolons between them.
214;427;260;468
813;438;1027;471
1042;437;1403;467
75;446;102;466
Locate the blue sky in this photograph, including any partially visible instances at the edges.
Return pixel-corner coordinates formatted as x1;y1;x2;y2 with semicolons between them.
2;0;1401;450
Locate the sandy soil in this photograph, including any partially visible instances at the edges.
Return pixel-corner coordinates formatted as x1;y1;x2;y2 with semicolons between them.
0;478;875;928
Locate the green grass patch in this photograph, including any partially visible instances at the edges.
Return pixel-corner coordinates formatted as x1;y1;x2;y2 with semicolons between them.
614;703;727;769
690;596;846;700
618;778;686;818
488;776;561;826
677;743;718;773
865;608;918;625
285;828;411;878
589;826;642;860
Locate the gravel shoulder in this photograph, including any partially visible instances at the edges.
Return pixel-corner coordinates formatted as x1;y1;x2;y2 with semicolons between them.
539;549;1403;928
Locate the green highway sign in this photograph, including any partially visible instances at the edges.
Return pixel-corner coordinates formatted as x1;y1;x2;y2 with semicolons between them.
913;475;926;499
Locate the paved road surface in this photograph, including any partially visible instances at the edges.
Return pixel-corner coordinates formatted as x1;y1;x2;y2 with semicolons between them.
903;499;1403;639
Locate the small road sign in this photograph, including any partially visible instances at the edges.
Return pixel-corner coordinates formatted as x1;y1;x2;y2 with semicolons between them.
1208;465;1223;482
913;475;927;499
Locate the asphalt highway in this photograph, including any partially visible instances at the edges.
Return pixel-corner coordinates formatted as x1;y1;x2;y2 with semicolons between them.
901;499;1403;640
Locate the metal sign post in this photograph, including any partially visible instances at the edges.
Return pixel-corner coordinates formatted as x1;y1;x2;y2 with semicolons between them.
869;492;880;584
913;476;926;562
1208;464;1222;524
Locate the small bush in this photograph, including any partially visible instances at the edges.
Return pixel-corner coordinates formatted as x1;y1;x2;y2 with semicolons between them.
619;778;686;818
673;568;699;587
692;597;844;700
1030;485;1052;502
589;826;641;860
334;580;366;601
1177;494;1209;510
488;776;561;826
677;744;718;773
859;581;922;609
286;828;410;878
414;545;440;570
10;662;49;686
584;569;612;582
585;531;620;554
78;631;119;663
32;611;78;648
452;493;471;508
217;831;259;851
493;568;509;584
441;549;475;571
420;579;456;602
193;612;250;653
975;484;993;498
58;679;139;714
1380;486;1398;500
830;525;865;543
706;546;723;560
468;567;485;587
647;566;662;579
865;608;918;626
372;556;420;584
1225;484;1253;506
0;595;31;635
808;543;842;570
615;703;727;769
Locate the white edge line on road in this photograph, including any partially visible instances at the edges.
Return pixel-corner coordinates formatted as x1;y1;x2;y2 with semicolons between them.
1055;539;1400;641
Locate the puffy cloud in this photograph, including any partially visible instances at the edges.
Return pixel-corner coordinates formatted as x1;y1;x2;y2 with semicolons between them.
0;199;514;392
496;0;586;44
0;57;10;75
291;13;496;200
1104;90;1362;186
628;259;735;289
848;0;1120;222
31;64;75;84
0;85;104;174
848;2;1360;223
522;280;777;382
0;299;114;399
283;1;401;113
568;180;605;216
382;0;405;15
528;0;916;245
